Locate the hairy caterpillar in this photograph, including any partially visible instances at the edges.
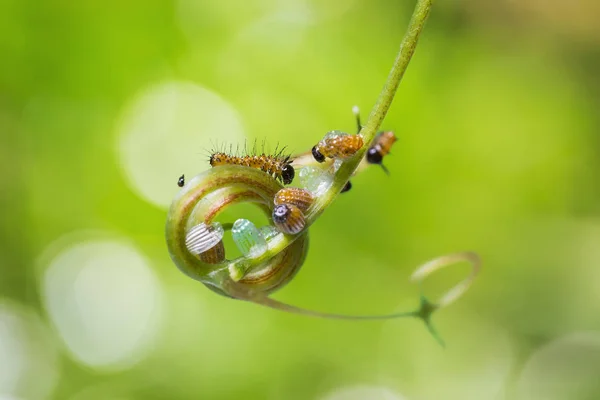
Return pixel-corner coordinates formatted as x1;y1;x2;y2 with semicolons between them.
208;143;295;185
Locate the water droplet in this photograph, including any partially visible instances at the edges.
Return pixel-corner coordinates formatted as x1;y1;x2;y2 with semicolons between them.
231;219;267;258
333;158;343;172
323;130;347;140
298;166;332;197
258;225;279;242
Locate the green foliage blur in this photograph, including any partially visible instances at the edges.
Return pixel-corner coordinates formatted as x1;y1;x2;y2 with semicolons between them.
1;0;600;399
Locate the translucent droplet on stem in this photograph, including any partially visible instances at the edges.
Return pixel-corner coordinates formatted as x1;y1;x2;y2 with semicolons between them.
231;219;267;258
258;225;279;242
333;158;343;172
323;130;347;140
298;166;333;197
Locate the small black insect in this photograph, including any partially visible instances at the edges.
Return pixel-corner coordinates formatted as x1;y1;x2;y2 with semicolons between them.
354;106;397;174
177;174;185;187
366;131;397;175
341;180;352;193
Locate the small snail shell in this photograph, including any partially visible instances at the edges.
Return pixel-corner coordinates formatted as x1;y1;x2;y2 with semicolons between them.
199;240;226;264
312;131;364;161
272;204;306;235
273;187;313;213
367;131;397;164
185;222;224;255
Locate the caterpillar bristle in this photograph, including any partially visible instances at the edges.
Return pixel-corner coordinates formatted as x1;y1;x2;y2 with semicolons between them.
252;138;258;156
208;141;295;184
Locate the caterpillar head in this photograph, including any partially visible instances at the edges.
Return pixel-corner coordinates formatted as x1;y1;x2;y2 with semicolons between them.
281;163;295;185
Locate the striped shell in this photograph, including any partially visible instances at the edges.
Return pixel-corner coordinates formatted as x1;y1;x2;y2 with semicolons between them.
185;222;224;255
272;204;306;235
317;131;364;159
372;131;397;157
273;187;313;213
199;240;226;264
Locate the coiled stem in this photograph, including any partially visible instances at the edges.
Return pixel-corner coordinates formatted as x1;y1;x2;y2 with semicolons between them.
165;166;309;298
165;0;479;344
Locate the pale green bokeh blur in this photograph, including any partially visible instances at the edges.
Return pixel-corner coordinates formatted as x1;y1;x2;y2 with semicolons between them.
1;0;600;399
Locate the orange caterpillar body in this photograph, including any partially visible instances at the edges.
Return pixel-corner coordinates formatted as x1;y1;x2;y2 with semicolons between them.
209;151;295;185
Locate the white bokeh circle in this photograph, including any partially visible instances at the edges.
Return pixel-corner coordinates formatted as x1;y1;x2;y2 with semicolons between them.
320;385;406;400
517;331;600;400
377;312;513;400
117;81;246;208
40;236;163;370
0;302;59;400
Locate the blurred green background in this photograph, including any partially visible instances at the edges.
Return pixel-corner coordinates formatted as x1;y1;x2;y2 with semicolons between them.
2;0;600;399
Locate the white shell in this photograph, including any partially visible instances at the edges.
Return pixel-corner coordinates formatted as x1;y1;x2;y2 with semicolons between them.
185;222;224;255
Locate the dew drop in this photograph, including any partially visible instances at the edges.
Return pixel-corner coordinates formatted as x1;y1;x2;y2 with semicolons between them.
323;130;347;141
298;166;333;197
258;225;279;242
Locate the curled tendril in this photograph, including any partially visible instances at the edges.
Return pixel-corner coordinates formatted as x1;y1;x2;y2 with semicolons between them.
165;0;480;344
411;251;481;309
165;166;309;298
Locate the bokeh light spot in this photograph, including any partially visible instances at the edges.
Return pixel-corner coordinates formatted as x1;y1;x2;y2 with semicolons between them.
41;237;163;370
0;302;59;400
320;385;406;400
517;332;600;400
378;312;513;400
117;81;245;208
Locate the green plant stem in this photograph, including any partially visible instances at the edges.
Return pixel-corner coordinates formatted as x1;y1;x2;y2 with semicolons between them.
309;0;432;220
229;0;433;273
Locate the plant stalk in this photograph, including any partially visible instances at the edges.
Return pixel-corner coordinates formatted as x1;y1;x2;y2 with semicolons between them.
229;0;434;274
